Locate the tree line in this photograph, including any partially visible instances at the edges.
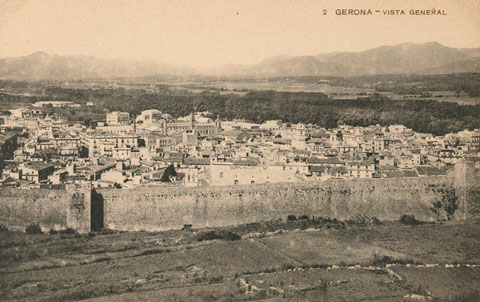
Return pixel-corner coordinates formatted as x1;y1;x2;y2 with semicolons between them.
2;84;480;136
98;89;480;135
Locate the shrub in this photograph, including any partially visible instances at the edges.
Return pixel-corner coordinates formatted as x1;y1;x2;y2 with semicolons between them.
298;215;309;220
92;256;111;263
346;215;384;227
59;227;77;234
138;249;166;256
0;224;8;232
371;216;384;226
310;263;329;269
49;229;58;235
27;251;40;259
25;224;43;234
399;215;422;226
347;215;368;226
281;264;295;271
371;254;396;266
182;224;193;231
196;230;241;241
371;254;418;266
209;276;223;283
97;228;116;235
431;188;459;221
287;215;297;221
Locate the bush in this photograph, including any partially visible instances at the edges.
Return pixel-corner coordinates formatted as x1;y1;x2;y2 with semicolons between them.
431;189;459;221
97;228;117;235
371;216;384;226
59;228;77;234
182;224;193;231
346;215;384;227
209;276;223;283
49;229;58;235
27;251;40;259
138;249;166;256
287;215;297;221
311;263;329;269
371;254;398;266
262;267;276;273
281;264;295;271
298;215;309;220
25;224;43;234
0;224;8;232
399;215;423;226
196;230;241;241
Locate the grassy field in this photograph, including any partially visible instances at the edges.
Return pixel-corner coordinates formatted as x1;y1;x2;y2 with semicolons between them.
1;219;479;301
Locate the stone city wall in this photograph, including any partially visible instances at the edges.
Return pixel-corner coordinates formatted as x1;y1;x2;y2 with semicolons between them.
1;162;478;233
0;188;68;231
99;176;454;231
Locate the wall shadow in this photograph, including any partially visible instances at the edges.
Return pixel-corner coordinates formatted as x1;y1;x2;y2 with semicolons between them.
91;189;104;230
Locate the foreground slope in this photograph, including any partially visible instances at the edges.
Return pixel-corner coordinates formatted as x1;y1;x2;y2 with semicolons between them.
1;219;479;301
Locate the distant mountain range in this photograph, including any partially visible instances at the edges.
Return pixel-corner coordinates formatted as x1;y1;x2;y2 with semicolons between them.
1;42;479;80
210;42;480;77
0;52;191;80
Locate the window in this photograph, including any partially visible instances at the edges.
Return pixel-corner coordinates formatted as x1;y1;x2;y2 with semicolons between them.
219;172;224;178
250;180;255;184
234;180;239;185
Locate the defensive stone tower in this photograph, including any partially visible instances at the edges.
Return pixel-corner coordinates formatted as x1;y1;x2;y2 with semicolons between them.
66;183;92;233
454;161;480;220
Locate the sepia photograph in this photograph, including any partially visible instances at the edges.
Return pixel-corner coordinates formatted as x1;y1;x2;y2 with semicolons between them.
0;0;479;301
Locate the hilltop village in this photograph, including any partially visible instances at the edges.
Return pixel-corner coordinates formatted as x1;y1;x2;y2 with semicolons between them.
0;102;479;189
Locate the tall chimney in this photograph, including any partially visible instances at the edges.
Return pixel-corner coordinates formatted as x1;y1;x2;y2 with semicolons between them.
133;114;136;134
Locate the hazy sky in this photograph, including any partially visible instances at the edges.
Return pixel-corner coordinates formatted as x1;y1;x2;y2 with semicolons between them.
1;0;479;68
